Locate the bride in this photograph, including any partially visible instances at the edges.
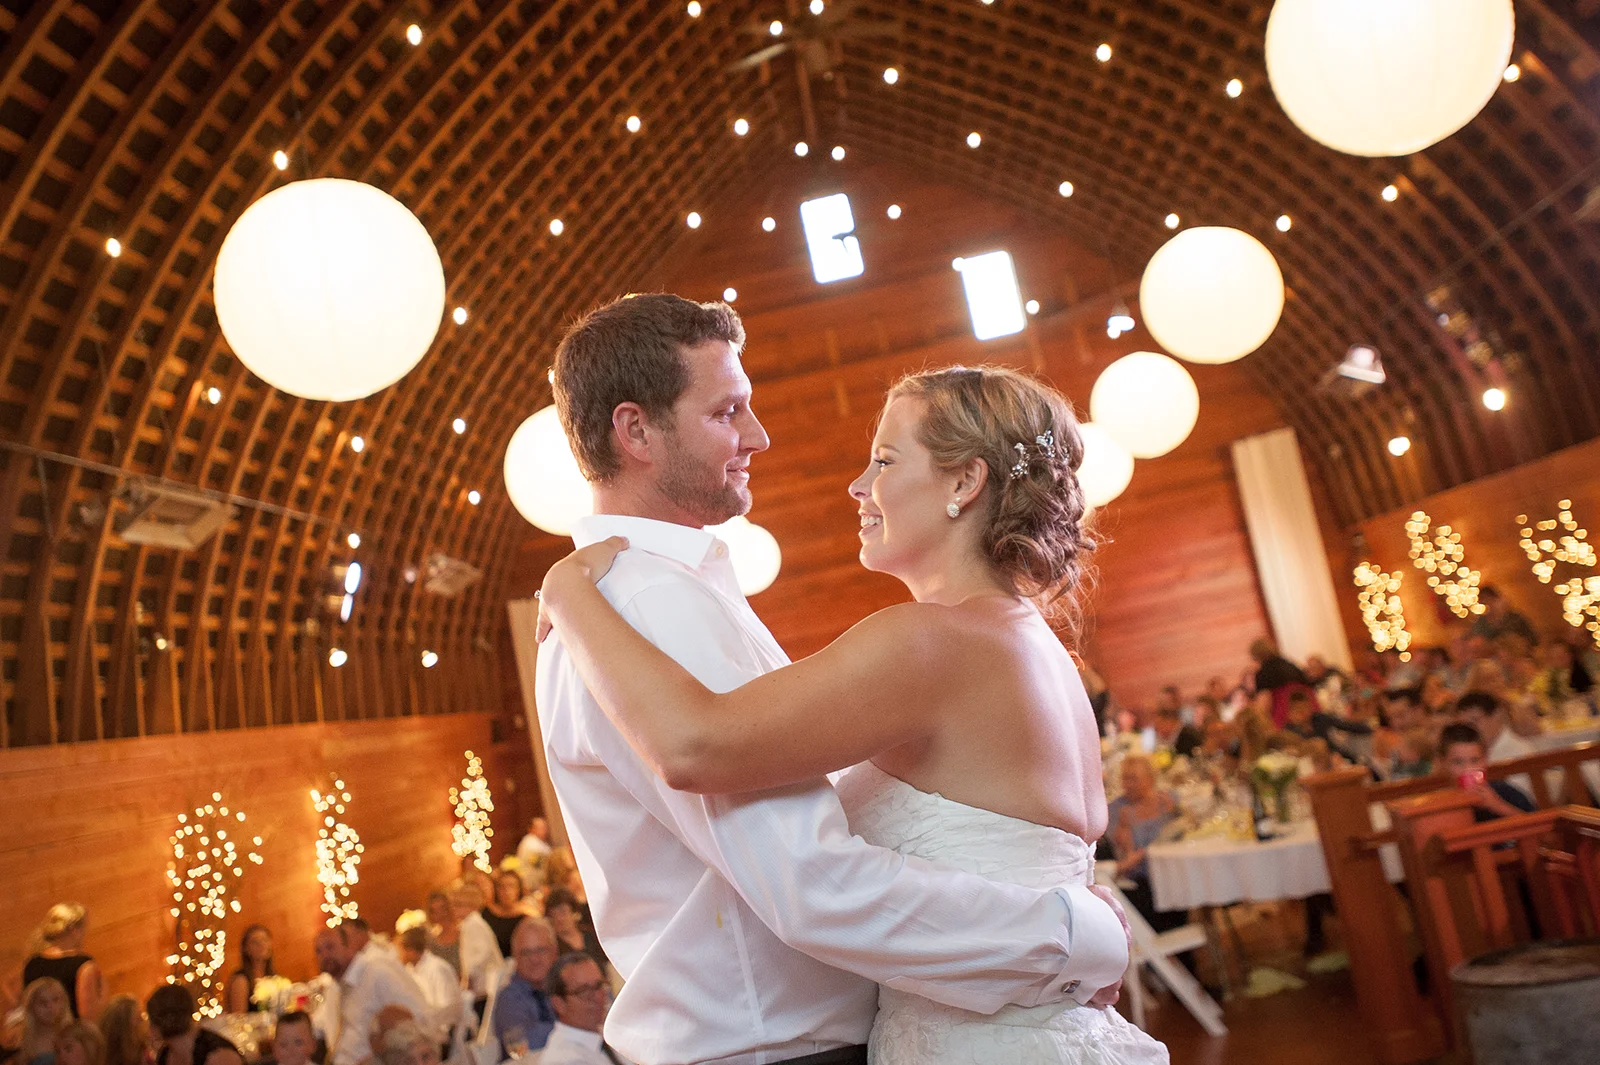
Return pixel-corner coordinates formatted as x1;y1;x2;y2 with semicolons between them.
539;364;1168;1064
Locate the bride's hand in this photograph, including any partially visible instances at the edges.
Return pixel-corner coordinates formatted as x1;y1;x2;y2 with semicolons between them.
536;537;629;642
1085;884;1132;1008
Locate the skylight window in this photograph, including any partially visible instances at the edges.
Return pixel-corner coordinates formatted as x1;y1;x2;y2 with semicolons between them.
799;193;865;284
953;251;1025;340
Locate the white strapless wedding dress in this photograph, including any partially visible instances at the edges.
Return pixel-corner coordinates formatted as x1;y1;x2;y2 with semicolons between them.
835;762;1170;1065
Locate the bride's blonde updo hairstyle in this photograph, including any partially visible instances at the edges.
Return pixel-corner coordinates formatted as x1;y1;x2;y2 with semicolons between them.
886;365;1096;618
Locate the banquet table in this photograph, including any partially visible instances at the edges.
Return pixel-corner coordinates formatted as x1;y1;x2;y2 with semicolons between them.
1147;821;1332;912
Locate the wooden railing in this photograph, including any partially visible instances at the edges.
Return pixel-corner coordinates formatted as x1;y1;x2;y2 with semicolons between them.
1304;741;1600;1064
1388;797;1600;1041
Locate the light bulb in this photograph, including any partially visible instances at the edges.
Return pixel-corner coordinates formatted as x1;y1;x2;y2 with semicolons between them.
810;0;824;12
722;287;738;302
1058;180;1074;197
769;19;783;35
1382;184;1400;202
1025;299;1040;315
1276;214;1292;232
405;24;422;46
1096;43;1112;63
421;650;439;668
794;141;809;156
452;417;466;434
686;1;702;15
548;218;564;236
883;67;899;85
453;306;468;325
886;204;902;219
350;435;364;453
272;150;289;171
347;532;361;549
966;131;981;148
1503;63;1521;82
1226;78;1243;98
830;145;845;161
1482;387;1507;411
1388;436;1411;457
329;648;348;667
686;211;702;229
625;115;641;133
205;386;222;404
1164;213;1180;229
467;490;481;505
761;216;776;231
105;237;122;257
733;118;749;136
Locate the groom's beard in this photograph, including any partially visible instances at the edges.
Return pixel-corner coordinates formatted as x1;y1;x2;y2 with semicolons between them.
657;434;750;527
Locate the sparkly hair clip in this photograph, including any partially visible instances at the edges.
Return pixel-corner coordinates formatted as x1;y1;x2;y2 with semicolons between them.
1008;429;1057;480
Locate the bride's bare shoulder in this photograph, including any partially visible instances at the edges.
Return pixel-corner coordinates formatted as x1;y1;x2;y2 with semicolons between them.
845;600;1025;660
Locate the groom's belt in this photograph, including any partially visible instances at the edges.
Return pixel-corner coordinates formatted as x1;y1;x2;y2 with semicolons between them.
771;1046;868;1065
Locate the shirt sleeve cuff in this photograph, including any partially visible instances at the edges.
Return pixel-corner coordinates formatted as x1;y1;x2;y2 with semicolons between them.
1056;883;1131;1006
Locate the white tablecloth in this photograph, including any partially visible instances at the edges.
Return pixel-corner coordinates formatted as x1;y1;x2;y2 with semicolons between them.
1147;821;1331;911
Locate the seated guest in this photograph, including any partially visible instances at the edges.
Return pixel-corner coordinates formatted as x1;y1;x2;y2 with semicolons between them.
447;885;502;1011
225;925;276;1014
1470;585;1537;645
55;1024;104;1065
1374;688;1432;779
145;987;240;1065
1438;723;1535;822
95;997;150;1065
1454;691;1536;799
396;928;462;1039
542;891;607;972
1282;688;1371;765
481;872;535;960
539;954;625;1065
374;1022;437;1065
20;979;72;1065
1105;756;1185;933
489;919;558;1060
1250;637;1311;726
258;1013;314;1065
313;922;431;1065
421;892;460;978
1151;705;1202;759
515;818;554;892
23;905;105;1021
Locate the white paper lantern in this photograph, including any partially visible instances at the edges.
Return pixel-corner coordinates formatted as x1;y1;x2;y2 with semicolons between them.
1265;0;1513;158
1075;424;1135;508
1089;353;1199;459
708;515;782;596
213;178;445;401
1139;227;1284;365
504;406;592;535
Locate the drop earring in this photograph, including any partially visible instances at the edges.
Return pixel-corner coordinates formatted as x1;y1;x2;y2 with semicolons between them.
946;502;961;519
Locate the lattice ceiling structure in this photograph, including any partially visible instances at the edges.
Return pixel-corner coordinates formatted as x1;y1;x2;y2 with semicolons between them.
3;0;1600;747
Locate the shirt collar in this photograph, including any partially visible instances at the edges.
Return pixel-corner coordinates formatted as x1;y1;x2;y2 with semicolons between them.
551;1021;602;1050
572;514;718;569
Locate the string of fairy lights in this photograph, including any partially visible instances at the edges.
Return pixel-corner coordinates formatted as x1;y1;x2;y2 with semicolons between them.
165;794;264;1015
1357;499;1600;656
450;750;496;874
312;779;364;927
163;752;499;994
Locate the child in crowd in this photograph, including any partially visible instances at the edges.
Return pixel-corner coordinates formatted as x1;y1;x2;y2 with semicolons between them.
1437;723;1534;822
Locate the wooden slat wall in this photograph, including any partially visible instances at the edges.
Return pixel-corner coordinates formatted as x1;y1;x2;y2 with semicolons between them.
1354;436;1600;653
0;713;529;1010
505;163;1285;707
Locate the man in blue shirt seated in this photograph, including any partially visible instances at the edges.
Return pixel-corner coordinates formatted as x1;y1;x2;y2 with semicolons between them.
491;917;558;1058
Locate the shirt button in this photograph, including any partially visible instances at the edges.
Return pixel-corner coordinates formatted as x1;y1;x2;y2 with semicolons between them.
715;544;726;557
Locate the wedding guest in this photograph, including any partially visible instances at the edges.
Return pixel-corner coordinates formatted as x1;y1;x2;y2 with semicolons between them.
145;986;240;1065
421;892;460;977
448;885;502;1008
96;997;151;1065
1105;756;1185;934
20;979;71;1065
396;928;462;1040
481;872;533;959
1438;723;1535;821
313;922;431;1065
55;1024;104;1065
1250;637;1311;724
515;819;553;878
258;1013;314;1065
538;954;622;1065
23;905;104;1021
541;890;606;971
1465;659;1543;737
1282;688;1371;766
1151;705;1201;759
1471;586;1537;645
374;1021;438;1065
488;920;558;1060
1455;690;1536;799
225;925;276;1014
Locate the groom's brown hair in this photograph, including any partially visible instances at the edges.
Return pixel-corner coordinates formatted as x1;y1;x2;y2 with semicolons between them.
552;293;745;482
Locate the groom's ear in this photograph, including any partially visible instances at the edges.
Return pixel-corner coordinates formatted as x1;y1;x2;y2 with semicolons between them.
611;402;654;466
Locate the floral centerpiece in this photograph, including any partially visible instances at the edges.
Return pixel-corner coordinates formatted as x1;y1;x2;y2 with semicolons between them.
249;974;294;1014
1250;750;1302;825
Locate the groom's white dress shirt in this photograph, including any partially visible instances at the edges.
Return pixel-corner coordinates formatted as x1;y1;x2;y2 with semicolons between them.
535;514;1128;1065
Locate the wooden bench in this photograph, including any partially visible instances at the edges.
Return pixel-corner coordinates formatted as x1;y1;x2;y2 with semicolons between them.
1304;741;1600;1064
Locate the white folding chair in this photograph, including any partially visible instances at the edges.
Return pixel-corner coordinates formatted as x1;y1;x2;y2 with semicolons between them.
1095;862;1227;1037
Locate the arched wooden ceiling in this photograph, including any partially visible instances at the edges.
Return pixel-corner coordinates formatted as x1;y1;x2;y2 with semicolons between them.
2;0;1599;746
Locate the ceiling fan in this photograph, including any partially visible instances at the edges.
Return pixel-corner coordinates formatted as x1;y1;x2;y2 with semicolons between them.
729;0;903;146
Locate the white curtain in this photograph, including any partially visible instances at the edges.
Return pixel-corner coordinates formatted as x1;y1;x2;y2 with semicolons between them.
1231;427;1354;670
506;598;569;847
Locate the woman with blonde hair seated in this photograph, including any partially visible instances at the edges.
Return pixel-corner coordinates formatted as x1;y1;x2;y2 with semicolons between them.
54;1023;104;1065
95;996;151;1065
18;979;72;1065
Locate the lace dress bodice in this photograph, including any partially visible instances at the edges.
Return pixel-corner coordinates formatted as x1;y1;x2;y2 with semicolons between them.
835;762;1169;1065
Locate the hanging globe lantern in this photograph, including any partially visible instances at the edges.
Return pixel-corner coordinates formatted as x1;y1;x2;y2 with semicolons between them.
1139;227;1284;365
1075;424;1135;508
707;515;782;595
1089;352;1199;459
504;406;592;535
1265;0;1514;158
213;178;446;401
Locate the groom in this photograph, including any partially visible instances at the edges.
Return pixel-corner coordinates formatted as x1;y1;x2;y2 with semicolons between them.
533;294;1129;1065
